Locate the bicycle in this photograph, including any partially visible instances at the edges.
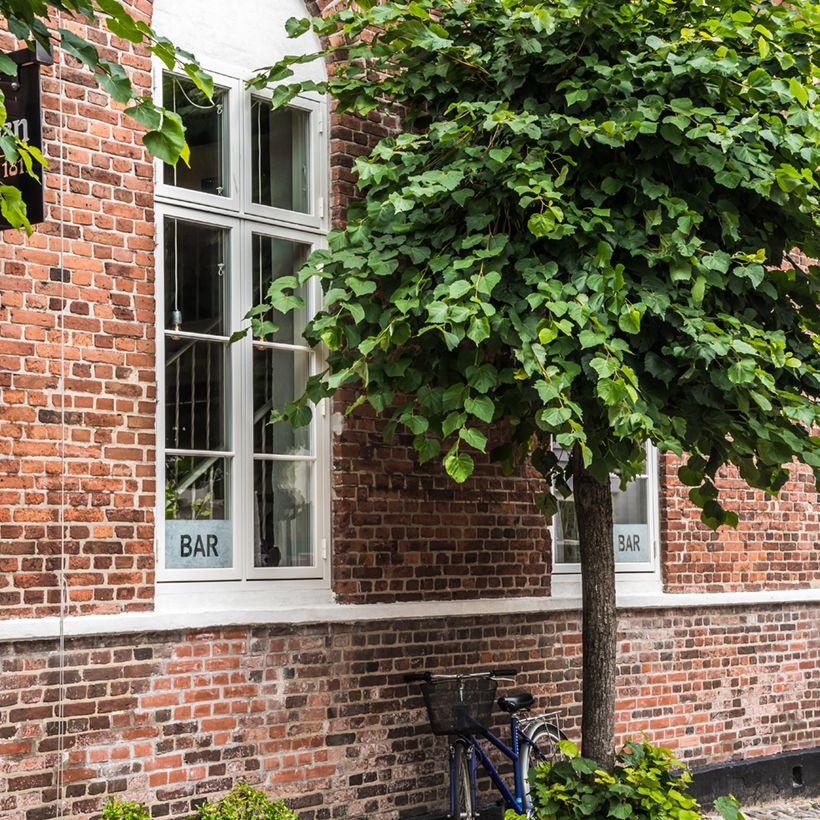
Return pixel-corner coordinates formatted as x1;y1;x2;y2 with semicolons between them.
405;668;567;818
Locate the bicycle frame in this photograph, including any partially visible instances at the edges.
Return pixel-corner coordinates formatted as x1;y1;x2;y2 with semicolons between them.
449;712;539;815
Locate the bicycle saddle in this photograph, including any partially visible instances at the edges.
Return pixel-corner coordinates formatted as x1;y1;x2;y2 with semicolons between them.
497;692;534;713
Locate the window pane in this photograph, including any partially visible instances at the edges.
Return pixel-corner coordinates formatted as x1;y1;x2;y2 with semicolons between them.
253;347;311;455
165;455;229;520
554;475;650;565
163;73;228;196
164;218;228;335
165;456;232;570
253;460;313;568
165;338;227;451
251;234;309;345
555;498;579;563
251;99;310;213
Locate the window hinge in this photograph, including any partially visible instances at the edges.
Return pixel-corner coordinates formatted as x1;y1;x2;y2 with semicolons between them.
318;112;325;135
318;195;325;216
321;399;327;417
321;538;328;561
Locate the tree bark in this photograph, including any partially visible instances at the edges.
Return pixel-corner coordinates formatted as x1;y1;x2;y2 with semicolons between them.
572;452;616;770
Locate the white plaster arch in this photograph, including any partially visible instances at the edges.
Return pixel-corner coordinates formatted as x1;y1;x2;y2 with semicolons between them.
152;0;326;83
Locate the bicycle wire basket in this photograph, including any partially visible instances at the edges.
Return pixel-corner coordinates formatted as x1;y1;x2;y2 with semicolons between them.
421;677;497;736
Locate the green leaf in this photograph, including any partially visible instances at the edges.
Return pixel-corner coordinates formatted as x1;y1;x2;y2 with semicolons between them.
617;309;641;334
713;795;742;820
415;436;440;464
285;17;312;37
144;112;188;165
59;28;99;68
459;427;488;452
0;53;17;76
444;450;474;483
464;395;494;423
789;77;809;107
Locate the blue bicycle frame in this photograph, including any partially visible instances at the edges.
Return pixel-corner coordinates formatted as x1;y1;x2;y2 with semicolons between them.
450;712;539;816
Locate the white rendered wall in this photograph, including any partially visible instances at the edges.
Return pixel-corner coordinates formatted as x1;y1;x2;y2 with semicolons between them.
153;0;326;82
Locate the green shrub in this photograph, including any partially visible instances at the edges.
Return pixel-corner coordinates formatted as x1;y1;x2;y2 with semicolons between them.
507;739;744;820
196;783;298;820
102;799;152;820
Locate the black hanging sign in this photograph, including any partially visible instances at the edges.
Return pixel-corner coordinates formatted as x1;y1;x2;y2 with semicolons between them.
0;46;51;230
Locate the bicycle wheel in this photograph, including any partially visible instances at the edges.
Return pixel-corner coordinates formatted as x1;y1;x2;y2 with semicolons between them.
451;741;475;819
518;721;565;812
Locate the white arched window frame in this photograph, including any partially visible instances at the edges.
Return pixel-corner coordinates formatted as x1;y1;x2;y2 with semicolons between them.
152;5;332;603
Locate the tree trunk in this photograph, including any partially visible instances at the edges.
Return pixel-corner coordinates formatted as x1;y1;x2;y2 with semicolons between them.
572;453;616;770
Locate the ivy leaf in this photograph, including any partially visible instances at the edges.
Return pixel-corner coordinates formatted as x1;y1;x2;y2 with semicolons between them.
444;450;474;483
459;427;488;452
144;112;188;165
464;395;494;423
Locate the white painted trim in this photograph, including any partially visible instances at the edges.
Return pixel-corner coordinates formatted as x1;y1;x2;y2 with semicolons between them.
5;590;820;643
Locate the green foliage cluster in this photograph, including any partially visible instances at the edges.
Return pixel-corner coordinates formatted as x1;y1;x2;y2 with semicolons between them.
102;783;298;820
102;799;151;820
0;0;208;230
505;738;743;820
256;0;820;525
196;782;299;820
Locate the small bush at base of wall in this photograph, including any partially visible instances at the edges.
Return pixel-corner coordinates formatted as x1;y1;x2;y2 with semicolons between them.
196;783;299;820
102;783;298;820
507;739;744;820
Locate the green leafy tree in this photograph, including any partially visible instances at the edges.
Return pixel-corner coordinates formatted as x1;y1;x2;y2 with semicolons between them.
250;0;820;767
0;0;206;230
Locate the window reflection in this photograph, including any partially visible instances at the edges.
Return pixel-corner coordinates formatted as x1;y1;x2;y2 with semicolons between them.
163;73;229;196
251;99;310;213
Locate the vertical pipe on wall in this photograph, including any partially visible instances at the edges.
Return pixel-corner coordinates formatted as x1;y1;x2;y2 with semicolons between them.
55;19;68;819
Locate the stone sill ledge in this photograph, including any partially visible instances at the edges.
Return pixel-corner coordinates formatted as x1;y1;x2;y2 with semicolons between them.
1;589;820;643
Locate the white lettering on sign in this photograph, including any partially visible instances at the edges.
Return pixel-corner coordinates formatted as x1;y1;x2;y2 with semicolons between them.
8;118;29;142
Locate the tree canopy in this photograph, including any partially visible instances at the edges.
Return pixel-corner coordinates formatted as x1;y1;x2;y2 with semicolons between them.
260;0;820;529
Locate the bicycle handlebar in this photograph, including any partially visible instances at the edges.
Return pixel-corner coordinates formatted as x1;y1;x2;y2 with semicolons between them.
404;668;518;683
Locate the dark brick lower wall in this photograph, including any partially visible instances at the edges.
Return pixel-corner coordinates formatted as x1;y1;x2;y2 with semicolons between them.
1;604;818;819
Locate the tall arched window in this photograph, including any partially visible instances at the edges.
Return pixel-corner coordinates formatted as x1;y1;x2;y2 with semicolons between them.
153;0;330;591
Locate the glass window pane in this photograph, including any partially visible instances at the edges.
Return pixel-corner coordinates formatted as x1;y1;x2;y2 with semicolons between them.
253;460;313;568
611;475;647;525
253;347;311;455
164;218;228;335
165;456;232;570
554;476;649;565
165;338;227;451
163;73;228;196
251;234;309;345
165;456;229;520
251;99;310;213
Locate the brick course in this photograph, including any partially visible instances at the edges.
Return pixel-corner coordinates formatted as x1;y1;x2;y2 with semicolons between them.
661;455;820;593
1;606;819;819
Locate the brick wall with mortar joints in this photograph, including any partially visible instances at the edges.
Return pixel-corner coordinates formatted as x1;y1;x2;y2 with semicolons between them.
660;452;820;593
1;605;820;819
0;3;157;620
331;403;552;603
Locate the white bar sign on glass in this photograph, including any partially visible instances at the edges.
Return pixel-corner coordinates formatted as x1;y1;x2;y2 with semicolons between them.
613;524;650;563
165;520;232;569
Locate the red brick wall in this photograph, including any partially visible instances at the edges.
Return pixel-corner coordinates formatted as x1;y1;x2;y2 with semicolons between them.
1;605;818;819
0;4;156;619
661;454;820;593
332;409;552;603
